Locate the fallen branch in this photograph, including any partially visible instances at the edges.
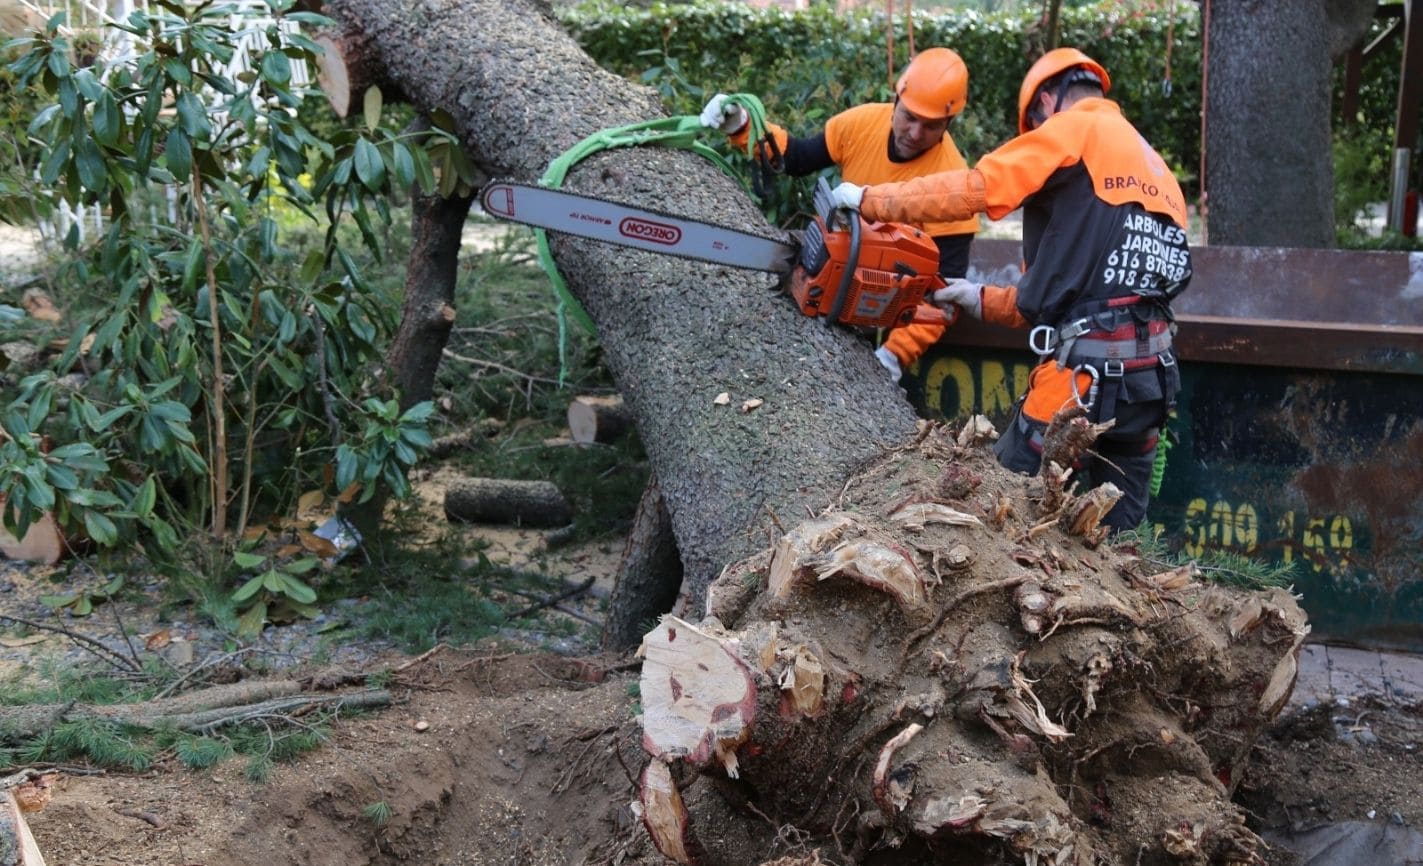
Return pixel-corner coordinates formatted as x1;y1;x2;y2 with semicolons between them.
0;614;141;674
0;686;391;738
505;574;597;621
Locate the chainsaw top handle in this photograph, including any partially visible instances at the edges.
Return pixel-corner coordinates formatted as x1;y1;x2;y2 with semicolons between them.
812;178;863;328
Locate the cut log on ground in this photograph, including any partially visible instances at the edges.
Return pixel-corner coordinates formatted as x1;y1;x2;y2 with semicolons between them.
639;420;1308;866
443;478;573;528
567;393;633;445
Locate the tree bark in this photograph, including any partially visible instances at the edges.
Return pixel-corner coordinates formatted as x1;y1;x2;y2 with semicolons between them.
601;474;682;651
322;0;919;615
444;477;573;527
1205;0;1376;246
1;790;46;866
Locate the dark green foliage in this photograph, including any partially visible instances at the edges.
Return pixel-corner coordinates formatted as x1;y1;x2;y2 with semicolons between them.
1116;523;1297;591
167;732;235;769
0;4;452;566
563;0;1203;210
20;718;152;770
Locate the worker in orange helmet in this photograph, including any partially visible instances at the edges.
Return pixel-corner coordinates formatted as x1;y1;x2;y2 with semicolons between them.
827;47;1192;532
700;47;981;384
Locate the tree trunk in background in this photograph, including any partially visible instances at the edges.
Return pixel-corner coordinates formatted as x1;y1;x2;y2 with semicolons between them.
344;159;473;539
322;0;920;614
1205;0;1376;247
387;182;474;411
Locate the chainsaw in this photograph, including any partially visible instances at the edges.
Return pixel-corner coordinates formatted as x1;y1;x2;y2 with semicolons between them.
479;177;955;331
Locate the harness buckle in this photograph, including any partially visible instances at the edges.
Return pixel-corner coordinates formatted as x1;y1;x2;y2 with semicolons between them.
1160;350;1177;368
1071;363;1101;411
1029;324;1056;356
1103;359;1125;378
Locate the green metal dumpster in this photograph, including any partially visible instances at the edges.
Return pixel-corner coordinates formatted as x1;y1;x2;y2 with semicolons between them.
903;240;1423;650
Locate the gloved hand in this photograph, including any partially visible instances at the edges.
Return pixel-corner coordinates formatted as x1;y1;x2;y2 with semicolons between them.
931;278;982;320
874;345;902;383
827;181;864;211
699;93;748;135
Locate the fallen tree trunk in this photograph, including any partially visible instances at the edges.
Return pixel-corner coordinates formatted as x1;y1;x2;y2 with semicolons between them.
322;0;920;611
443;477;573;527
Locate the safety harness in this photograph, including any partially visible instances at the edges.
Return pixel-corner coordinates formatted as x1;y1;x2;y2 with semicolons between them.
1016;294;1177;459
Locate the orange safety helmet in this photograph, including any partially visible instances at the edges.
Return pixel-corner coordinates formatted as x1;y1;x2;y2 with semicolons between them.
1016;47;1111;134
895;47;969;120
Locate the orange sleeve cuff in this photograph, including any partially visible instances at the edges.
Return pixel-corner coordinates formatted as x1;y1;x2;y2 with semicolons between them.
860;169;987;225
728;122;789;164
882;319;948;366
981;284;1028;328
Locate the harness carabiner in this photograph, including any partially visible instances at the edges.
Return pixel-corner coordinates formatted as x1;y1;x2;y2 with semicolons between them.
1071;363;1101;411
1029;324;1056;357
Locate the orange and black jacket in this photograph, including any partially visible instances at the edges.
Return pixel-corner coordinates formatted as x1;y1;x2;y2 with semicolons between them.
732;103;980;365
860;98;1191;425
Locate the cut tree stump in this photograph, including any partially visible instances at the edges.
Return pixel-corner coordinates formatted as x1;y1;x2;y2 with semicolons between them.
443;478;573;528
567;394;633;445
0;503;63;565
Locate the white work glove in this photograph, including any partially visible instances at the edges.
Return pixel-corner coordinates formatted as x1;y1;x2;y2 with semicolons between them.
931;278;983;320
827;181;864;212
699;93;748;135
874;345;902;384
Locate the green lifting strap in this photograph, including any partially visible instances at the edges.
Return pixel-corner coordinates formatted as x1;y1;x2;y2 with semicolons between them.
534;114;738;334
1150;422;1174;497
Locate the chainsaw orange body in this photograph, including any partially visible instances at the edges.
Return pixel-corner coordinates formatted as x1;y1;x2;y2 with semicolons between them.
788;199;953;330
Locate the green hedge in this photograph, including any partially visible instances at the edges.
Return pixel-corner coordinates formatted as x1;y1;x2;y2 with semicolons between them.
562;0;1409;210
563;1;1202;191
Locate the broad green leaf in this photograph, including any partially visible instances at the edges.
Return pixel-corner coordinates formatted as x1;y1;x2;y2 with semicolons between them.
279;575;317;605
131;476;156;517
390;141;415;189
165;127;192;180
232;550;266;569
353;137;385;192
362;86;382;132
259;49;291;86
92;92;121;146
232;573;265;602
74;135;107;191
410;145;435;195
236;601;267;637
261;568;285;593
83;510;117;546
298;249;325;284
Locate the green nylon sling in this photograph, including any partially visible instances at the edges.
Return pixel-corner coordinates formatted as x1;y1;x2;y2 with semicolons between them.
527;96;770;380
